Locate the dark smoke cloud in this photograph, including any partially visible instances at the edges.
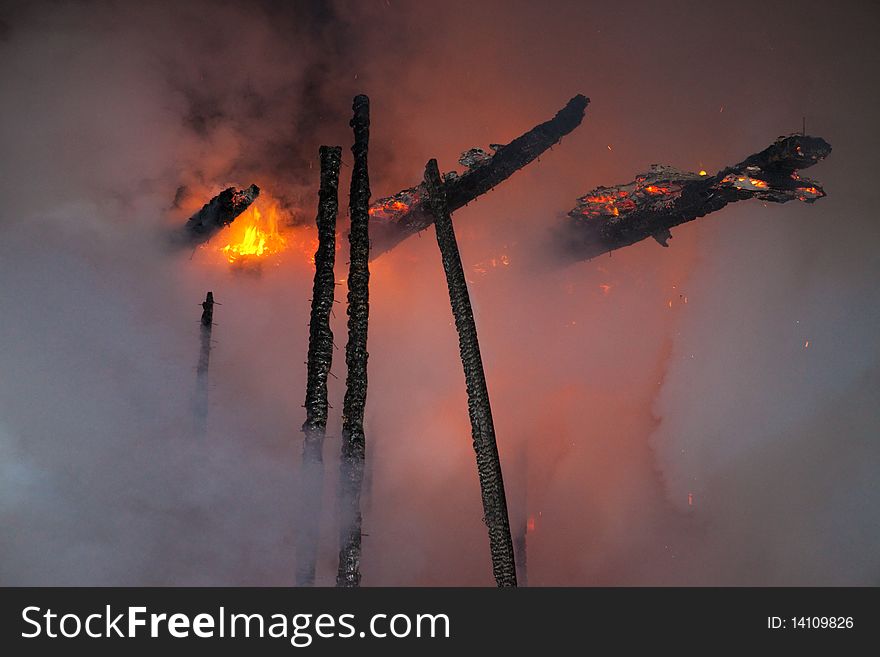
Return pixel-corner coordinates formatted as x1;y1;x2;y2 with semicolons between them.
0;0;877;585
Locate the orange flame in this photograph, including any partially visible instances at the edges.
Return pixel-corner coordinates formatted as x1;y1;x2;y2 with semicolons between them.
220;199;288;264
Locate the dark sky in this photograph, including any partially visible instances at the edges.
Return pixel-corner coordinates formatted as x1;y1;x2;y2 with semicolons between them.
0;0;877;585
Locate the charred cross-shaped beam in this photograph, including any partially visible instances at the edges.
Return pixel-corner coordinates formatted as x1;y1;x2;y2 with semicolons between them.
424;158;518;587
296;145;342;587
367;94;589;257
558;134;832;261
337;95;371;588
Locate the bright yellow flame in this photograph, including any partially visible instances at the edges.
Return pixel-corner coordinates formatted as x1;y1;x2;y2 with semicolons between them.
699;170;707;176
220;200;288;264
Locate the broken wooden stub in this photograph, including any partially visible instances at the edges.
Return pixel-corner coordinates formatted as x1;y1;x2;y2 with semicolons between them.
194;291;214;437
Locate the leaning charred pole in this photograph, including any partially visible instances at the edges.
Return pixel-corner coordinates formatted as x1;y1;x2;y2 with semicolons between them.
423;158;518;587
559;134;832;261
296;146;342;587
194;291;215;437
369;94;589;257
337;95;371;588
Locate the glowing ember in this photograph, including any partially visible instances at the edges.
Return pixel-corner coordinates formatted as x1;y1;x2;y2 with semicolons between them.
644;185;671;194
220;199;288;264
793;184;825;203
369;199;410;219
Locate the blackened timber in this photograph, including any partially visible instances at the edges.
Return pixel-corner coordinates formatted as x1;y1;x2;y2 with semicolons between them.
370;94;589;257
194;291;214;437
560;134;832;261
423;158;517;587
302;146;342;451
337;95;371;588
180;184;260;246
296;146;342;587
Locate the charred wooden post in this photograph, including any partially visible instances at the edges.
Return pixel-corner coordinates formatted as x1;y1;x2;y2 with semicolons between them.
296;145;342;587
194;291;215;437
559;134;832;261
179;184;260;246
337;95;371;588
423;158;518;587
369;95;589;257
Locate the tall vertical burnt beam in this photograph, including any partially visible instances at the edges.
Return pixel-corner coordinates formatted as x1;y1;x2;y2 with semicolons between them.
337;95;371;588
423;158;517;587
296;145;342;587
194;291;215;437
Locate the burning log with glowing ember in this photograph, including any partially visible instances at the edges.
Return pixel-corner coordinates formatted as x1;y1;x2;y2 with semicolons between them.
180;184;260;246
368;94;589;257
559;134;831;260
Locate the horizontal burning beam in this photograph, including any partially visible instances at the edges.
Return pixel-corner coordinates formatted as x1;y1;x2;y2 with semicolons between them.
175;113;830;269
368;94;589;257
179;184;260;246
558;134;832;261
